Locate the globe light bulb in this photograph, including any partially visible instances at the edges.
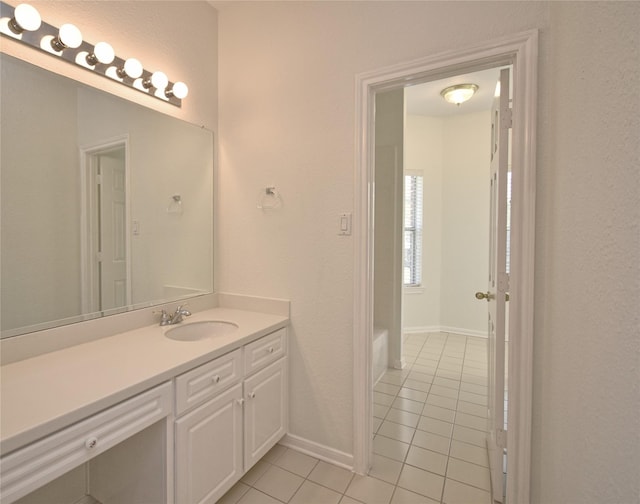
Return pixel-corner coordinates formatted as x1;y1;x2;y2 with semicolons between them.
150;71;168;90
123;58;143;79
58;23;82;48
93;42;115;64
170;82;189;100
9;3;42;33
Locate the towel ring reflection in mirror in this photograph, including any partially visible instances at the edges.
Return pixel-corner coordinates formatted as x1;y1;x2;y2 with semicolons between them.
257;186;282;210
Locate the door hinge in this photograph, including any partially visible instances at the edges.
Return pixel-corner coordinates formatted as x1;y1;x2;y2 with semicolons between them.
96;251;103;262
503;107;513;129
497;428;507;448
96;173;103;185
498;272;510;293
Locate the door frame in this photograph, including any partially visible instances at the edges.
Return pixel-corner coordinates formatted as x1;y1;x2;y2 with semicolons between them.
79;135;132;315
353;30;537;503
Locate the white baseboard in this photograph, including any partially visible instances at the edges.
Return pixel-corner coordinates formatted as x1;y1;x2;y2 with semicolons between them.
404;325;488;339
280;433;354;471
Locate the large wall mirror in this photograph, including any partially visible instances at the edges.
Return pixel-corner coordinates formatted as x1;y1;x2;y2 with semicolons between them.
1;53;214;339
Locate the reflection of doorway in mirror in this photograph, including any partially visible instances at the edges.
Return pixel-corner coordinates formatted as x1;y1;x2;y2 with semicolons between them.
80;138;131;316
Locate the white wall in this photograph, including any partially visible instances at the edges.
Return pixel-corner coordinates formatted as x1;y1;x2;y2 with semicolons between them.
217;1;639;500
374;89;404;368
403;111;490;336
403;115;443;331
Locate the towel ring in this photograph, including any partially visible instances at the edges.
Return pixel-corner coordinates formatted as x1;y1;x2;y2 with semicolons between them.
257;186;282;210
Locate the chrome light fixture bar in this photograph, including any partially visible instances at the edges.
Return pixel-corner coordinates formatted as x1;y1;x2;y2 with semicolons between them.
0;2;189;107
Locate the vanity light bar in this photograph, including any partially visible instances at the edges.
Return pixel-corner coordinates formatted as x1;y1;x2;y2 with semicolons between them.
0;2;189;107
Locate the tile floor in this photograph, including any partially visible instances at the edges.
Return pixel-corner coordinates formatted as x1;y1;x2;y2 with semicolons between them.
219;332;492;504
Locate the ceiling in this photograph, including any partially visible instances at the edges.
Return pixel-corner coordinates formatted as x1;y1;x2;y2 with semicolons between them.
405;67;503;117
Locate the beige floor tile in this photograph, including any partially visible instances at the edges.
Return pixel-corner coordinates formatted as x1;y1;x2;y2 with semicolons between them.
459;382;488;396
449;440;489;467
422;403;456;423
403;380;431;392
408;371;434;383
411;430;451;455
373;416;384;433
373;435;410;462
454;412;487;432
411;363;437;375
452;425;487;448
241;460;271;485
441;478;491;504
272;447;319;477
308;461;354;494
405;445;448;476
374;391;396;406
369;454;403;485
374;403;391;419
460;374;487;386
252;465;304;503
397;464;444;501
392;397;425;415
458;391;487;406
385;408;421;428
218;481;251;504
237;488;282;504
345;474;395;504
446;458;491;491
455;400;487;418
429;385;459;399
432;377;460;390
262;444;287;463
417;416;454;438
379;373;405;386
375;382;402;396
340;496;365;504
397;388;428;402
426;394;457;410
289;480;342;504
377;420;416;444
390;487;440;504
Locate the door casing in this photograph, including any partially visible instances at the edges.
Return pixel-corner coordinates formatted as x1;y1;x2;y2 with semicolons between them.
353;30;538;504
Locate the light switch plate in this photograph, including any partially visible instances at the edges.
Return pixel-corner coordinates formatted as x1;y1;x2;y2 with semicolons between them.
339;213;352;236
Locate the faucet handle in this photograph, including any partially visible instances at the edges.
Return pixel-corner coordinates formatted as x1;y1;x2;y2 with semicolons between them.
154;309;172;326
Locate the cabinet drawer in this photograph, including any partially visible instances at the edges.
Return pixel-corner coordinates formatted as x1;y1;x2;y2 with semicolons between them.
244;328;286;375
0;382;172;504
175;349;242;415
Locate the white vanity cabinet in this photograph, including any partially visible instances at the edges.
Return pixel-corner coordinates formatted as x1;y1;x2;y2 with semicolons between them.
174;327;288;504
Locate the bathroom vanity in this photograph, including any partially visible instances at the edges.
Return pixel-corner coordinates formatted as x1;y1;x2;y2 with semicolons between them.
0;301;289;504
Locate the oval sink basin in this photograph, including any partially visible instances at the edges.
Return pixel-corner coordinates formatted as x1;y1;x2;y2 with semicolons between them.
165;321;239;341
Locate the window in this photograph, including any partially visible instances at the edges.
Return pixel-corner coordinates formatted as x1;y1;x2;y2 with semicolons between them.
403;174;423;287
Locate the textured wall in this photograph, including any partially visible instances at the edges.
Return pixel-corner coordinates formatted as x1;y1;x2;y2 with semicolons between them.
216;0;547;460
531;2;640;502
217;1;639;500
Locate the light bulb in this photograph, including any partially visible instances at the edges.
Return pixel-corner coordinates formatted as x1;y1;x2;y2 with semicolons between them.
51;23;82;51
9;3;41;33
86;41;115;66
168;81;189;100
123;58;143;79
150;71;168;90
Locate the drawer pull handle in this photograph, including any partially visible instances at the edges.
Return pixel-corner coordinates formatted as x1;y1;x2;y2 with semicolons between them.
268;347;274;353
249;392;256;399
237;398;245;405
85;437;98;450
212;375;221;383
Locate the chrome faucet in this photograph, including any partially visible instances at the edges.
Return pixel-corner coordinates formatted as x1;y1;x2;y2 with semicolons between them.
157;304;192;326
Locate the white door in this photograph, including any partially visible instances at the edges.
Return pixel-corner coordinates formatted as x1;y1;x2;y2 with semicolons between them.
97;149;127;311
482;67;511;503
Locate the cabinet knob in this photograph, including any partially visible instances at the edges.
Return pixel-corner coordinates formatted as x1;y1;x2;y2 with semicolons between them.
268;347;274;353
85;436;98;450
212;375;220;383
249;392;256;399
237;398;245;405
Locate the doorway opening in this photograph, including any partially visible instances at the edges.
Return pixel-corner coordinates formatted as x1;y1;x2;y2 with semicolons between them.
353;31;537;504
80;137;131;317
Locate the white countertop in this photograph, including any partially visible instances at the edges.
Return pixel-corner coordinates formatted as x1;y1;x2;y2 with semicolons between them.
0;307;288;455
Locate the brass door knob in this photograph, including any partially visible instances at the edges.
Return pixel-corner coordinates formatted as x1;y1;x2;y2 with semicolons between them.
475;291;493;301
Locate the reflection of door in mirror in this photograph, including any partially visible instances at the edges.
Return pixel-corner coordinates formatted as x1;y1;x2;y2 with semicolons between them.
82;142;130;315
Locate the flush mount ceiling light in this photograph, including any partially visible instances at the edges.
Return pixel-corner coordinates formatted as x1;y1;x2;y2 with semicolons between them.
440;83;479;106
0;1;188;107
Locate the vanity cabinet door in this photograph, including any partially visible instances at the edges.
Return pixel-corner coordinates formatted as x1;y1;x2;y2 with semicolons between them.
243;357;288;471
175;383;243;504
